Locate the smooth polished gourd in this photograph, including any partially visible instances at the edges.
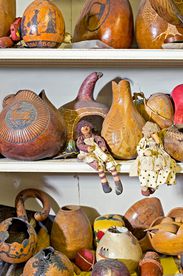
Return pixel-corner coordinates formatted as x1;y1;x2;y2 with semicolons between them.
0;0;16;37
149;0;183;27
73;0;134;48
0;89;66;160
101;80;145;160
136;0;183;48
21;0;65;47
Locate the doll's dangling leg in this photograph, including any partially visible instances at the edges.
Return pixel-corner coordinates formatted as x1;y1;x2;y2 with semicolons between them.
109;166;123;195
88;160;112;193
98;168;112;193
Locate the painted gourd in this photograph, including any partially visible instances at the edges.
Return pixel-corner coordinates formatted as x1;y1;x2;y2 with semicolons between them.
149;0;183;27
23;247;74;276
96;227;142;273
73;0;134;48
21;0;65;48
0;89;66;160
101;80;145;160
136;0;183;48
0;0;16;37
0;188;51;264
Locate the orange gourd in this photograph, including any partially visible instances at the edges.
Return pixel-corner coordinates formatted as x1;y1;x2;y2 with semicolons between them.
101;80;145;160
73;0;134;48
21;0;65;48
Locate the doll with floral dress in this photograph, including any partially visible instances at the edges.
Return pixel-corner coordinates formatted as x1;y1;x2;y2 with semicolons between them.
130;121;177;196
76;120;123;195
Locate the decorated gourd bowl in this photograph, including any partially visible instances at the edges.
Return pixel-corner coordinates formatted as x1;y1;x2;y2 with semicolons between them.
0;89;66;160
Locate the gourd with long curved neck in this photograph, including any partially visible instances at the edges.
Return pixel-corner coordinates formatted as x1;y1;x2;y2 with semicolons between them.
59;72;108;141
101;80;145;160
149;0;183;26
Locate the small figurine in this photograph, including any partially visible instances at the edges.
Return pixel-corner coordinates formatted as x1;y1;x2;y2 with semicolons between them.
76;120;123;195
130;121;177;196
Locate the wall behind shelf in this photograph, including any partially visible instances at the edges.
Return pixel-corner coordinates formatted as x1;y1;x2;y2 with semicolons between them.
0;67;182;216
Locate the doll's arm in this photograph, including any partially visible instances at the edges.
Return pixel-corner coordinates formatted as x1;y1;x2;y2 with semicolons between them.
94;135;107;151
76;136;90;152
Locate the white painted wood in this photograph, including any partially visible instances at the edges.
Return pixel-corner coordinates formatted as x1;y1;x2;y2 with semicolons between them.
0;49;183;67
0;158;182;174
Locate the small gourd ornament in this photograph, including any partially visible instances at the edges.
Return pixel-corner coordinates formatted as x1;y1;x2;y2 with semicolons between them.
21;0;65;48
101;80;145;159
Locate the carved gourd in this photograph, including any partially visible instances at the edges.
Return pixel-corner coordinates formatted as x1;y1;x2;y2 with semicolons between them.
73;0;134;48
21;0;65;48
144;93;174;129
163;126;183;162
0;0;16;37
101;80;145;160
136;0;183;48
59;72;109;142
0;89;66;160
149;0;183;27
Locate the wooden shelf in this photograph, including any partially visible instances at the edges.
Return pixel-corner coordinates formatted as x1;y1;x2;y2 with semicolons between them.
0;49;183;67
0;158;182;174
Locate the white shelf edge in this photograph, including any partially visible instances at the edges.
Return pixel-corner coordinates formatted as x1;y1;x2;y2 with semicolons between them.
0;158;182;174
0;49;183;67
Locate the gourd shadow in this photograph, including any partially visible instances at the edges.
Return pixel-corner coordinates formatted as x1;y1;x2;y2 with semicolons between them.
96;76;134;108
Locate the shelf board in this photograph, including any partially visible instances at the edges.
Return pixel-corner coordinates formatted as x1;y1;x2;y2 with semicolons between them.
0;158;182;174
0;49;183;67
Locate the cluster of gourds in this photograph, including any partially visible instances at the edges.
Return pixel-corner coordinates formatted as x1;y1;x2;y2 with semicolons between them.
0;190;182;275
0;71;182;164
1;0;183;49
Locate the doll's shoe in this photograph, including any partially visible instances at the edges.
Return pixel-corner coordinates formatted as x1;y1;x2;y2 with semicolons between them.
102;182;112;193
141;188;151;197
115;181;123;195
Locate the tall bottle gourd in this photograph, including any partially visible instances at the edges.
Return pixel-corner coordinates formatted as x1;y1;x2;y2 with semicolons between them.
101;80;145;160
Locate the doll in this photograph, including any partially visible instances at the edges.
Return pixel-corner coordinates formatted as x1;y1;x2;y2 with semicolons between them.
76;120;123;195
131;121;177;196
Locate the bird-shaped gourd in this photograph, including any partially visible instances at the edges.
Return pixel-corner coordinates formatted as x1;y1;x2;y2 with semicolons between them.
149;0;183;26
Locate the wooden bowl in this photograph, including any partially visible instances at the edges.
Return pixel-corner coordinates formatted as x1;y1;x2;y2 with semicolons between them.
147;216;183;255
124;198;164;237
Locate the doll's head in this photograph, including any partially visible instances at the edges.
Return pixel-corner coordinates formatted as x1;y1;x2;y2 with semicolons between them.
142;121;160;138
76;120;94;137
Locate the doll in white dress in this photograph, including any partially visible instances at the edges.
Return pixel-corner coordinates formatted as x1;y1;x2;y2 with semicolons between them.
131;121;177;196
